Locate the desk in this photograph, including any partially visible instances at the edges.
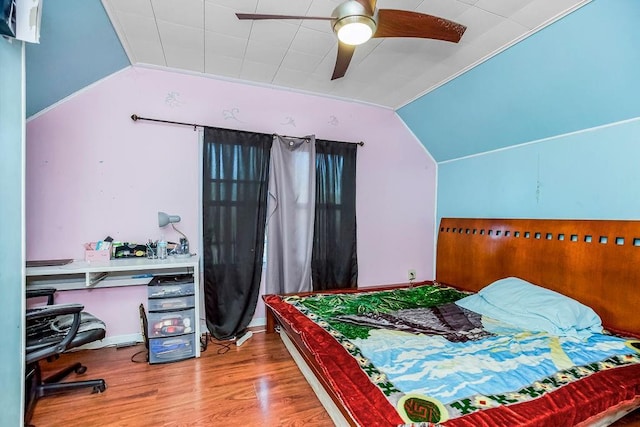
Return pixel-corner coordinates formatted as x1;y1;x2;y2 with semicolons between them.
26;257;199;289
26;257;201;357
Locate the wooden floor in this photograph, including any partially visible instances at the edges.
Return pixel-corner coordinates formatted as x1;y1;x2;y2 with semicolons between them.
30;331;640;427
30;331;333;427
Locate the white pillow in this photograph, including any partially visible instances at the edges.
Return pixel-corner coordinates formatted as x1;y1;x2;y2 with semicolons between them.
455;277;603;337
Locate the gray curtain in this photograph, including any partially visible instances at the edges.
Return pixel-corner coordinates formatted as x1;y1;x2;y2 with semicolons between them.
265;134;316;294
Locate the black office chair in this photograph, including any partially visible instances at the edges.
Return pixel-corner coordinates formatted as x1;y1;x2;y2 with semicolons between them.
25;288;107;424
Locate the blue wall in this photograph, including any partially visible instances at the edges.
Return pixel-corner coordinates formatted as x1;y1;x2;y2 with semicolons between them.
25;0;129;117
395;0;640;222
398;0;640;163
437;118;640;219
0;37;25;426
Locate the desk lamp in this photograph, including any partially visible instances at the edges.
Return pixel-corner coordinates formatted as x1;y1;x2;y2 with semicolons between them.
158;212;189;256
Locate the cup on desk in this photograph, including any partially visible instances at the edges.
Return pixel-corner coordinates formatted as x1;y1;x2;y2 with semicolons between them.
146;244;157;259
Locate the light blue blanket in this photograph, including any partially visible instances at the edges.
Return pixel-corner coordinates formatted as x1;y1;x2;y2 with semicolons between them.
352;321;639;420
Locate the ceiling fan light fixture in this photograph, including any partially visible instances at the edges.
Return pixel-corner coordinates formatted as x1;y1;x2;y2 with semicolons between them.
334;15;376;46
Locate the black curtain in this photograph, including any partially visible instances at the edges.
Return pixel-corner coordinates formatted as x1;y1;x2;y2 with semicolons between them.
312;139;358;291
202;127;272;340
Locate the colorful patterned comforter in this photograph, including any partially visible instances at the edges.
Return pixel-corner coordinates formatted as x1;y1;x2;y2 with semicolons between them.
265;283;640;426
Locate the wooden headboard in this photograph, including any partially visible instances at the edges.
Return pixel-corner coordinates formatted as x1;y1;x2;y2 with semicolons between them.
436;218;640;337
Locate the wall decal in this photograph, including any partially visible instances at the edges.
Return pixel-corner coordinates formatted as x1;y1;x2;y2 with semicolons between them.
222;108;243;122
165;91;182;107
281;116;296;127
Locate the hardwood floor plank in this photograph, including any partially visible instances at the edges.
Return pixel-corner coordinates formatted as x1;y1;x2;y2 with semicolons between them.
30;332;333;427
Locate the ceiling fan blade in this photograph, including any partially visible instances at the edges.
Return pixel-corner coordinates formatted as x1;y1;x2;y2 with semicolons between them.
354;0;377;15
331;42;356;80
373;9;466;43
236;13;333;21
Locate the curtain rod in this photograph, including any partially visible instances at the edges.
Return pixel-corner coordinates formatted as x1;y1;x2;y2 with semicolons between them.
130;114;364;147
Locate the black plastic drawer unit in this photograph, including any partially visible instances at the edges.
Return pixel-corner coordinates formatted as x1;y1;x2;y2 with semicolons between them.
147;274;196;364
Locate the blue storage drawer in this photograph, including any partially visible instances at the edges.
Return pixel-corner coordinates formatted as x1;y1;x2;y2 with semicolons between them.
149;333;195;364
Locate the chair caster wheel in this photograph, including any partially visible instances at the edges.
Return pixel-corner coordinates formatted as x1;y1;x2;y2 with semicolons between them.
75;365;87;374
93;382;107;393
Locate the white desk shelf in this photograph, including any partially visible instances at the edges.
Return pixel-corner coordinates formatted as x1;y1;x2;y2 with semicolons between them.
26;257;199;290
26;257;202;358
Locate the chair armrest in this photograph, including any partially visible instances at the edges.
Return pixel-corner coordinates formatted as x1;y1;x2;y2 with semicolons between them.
26;304;84;363
26;303;83;322
26;287;57;305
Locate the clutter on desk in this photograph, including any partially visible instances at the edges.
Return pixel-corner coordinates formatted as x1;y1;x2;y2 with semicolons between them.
146;238;176;260
84;241;112;262
146;240;158;259
147;237;190;260
84;237;186;261
112;242;148;258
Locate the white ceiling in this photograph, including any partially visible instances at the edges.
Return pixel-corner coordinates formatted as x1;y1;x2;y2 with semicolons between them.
101;0;589;109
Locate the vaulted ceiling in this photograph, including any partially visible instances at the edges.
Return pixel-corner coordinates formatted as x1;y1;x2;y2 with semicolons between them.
27;0;589;117
102;0;589;109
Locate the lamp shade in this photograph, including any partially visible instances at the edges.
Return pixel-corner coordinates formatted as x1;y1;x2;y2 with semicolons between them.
331;1;377;46
334;16;375;45
158;212;181;227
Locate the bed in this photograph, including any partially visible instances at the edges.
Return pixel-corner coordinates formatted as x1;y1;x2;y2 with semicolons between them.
263;218;640;426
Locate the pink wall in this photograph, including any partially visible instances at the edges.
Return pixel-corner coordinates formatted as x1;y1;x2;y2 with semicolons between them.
26;66;437;337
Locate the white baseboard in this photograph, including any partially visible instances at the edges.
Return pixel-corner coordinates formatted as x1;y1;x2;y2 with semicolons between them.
248;317;266;329
198;317;266;336
77;318;266;350
74;333;143;350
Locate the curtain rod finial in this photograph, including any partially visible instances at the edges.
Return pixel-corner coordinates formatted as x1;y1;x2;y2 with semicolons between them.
131;114;139;122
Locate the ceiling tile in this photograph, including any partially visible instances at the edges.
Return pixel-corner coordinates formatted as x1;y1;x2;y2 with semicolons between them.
106;0;154;15
310;46;341;78
377;0;423;10
205;32;247;59
416;0;474;21
113;11;165;65
156;20;205;71
475;0;532;18
300;0;338;32
510;0;590;30
240;59;279;82
470;18;531;55
205;54;243;77
248;20;300;44
256;0;313;16
207;0;258;10
272;67;312;87
456;6;507;41
151;0;205;28
205;3;252;39
348;39;383;66
244;39;289;66
289;27;336;56
280;49;324;73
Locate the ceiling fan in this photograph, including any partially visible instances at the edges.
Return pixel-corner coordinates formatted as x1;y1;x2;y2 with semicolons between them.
236;0;466;80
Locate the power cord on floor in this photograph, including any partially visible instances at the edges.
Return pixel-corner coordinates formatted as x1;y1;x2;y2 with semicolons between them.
200;331;209;352
126;330;255;363
200;331;243;355
130;349;148;363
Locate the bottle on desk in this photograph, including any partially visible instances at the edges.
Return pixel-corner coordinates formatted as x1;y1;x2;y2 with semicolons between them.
157;238;168;260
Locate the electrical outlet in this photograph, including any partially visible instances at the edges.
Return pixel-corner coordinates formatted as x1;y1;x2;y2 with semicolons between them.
408;269;416;281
